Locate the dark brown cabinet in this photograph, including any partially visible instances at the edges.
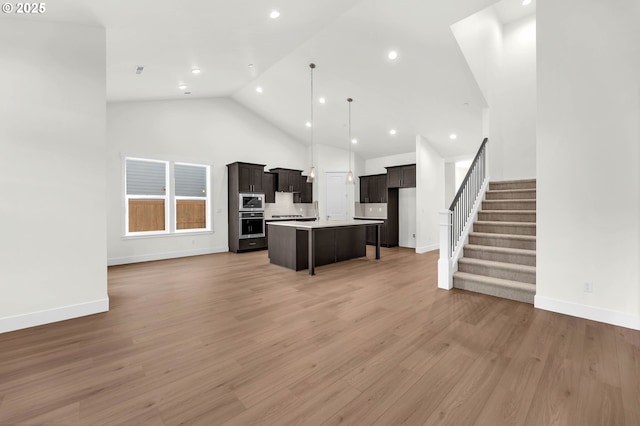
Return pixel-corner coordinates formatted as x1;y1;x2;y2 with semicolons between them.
385;164;416;188
294;175;313;203
270;168;303;193
263;172;276;203
227;162;267;253
237;162;265;192
359;174;387;203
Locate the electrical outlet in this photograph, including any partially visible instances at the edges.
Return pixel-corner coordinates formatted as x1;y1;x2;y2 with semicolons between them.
584;282;594;293
378;207;382;212
412;233;415;238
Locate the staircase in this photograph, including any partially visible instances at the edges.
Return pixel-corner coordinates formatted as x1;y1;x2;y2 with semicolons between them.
453;179;536;304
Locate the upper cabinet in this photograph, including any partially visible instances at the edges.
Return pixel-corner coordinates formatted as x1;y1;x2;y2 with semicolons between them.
228;162;265;193
359;174;387;203
263;172;276;203
294;175;313;203
235;162;265;192
385;164;416;188
269;168;303;193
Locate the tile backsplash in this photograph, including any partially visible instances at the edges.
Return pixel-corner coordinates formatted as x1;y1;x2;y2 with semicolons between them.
265;192;316;217
354;202;387;219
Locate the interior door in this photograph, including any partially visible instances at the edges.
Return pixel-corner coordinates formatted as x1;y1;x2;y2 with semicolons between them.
325;172;349;221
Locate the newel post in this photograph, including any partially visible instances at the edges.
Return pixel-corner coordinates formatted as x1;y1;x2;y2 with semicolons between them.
438;210;453;289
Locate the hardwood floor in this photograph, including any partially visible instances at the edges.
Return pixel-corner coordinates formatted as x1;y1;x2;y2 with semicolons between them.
1;248;639;425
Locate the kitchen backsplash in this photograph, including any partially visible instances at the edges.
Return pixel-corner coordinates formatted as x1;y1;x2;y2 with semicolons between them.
265;192;316;217
354;202;387;218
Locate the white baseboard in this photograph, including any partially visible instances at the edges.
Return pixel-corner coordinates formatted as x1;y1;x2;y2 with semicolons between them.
416;243;439;254
107;246;228;266
535;295;640;331
0;298;109;334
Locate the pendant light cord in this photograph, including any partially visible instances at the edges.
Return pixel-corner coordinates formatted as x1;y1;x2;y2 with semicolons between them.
309;63;315;170
348;98;353;173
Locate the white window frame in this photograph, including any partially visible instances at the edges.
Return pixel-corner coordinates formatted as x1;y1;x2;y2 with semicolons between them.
123;156;212;237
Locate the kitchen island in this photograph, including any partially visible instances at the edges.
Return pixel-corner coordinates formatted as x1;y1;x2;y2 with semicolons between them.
267;219;384;275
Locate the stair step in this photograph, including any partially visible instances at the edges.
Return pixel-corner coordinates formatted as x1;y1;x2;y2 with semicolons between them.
486;189;536;200
490;179;536;191
474;221;536;236
453;272;535;304
482;199;536;211
478;210;536;223
469;232;536;250
463;244;536;266
458;257;536;284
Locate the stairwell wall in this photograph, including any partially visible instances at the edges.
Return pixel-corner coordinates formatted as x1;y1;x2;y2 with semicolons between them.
536;0;640;329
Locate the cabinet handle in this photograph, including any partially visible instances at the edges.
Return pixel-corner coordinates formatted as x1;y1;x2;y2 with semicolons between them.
249;242;256;246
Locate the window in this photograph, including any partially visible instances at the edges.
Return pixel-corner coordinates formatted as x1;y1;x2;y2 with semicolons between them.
124;157;211;236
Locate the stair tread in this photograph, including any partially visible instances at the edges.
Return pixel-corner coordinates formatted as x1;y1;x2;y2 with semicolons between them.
486;188;536;193
483;199;536;202
491;179;536;184
459;257;536;273
470;232;536;240
479;210;536;214
464;244;536;256
454;271;536;293
475;221;536;226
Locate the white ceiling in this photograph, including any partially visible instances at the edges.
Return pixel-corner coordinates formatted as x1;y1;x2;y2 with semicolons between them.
4;0;536;159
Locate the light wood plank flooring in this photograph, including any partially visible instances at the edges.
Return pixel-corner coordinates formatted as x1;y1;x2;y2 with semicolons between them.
1;247;639;425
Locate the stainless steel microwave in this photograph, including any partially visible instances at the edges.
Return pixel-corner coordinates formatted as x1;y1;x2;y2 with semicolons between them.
239;193;264;211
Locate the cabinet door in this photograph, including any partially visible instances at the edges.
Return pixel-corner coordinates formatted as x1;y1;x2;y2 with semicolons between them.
238;164;253;192
301;178;312;203
387;167;403;188
360;177;370;203
401;165;416;188
290;171;302;192
263;173;276;203
373;175;386;202
250;166;264;192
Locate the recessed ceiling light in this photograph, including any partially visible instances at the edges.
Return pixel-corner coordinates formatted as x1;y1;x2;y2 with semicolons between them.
270;10;280;19
256;86;263;93
522;0;531;5
389;129;397;135
305;122;312;128
248;63;254;68
318;97;326;104
191;68;201;75
352;138;358;144
450;133;457;140
388;51;398;60
178;84;187;90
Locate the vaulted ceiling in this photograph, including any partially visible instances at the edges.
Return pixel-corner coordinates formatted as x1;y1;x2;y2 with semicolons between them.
7;0;536;159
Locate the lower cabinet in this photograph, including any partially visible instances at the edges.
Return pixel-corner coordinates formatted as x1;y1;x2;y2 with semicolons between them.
238;237;266;251
365;220;398;247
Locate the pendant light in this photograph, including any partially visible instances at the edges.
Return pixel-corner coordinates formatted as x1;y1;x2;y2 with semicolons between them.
346;98;354;184
306;63;316;183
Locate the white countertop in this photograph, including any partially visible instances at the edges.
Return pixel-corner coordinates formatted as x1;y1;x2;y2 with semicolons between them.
265;216;317;221
267;219;384;229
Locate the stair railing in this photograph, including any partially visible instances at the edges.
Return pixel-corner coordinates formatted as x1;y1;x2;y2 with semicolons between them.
438;138;489;289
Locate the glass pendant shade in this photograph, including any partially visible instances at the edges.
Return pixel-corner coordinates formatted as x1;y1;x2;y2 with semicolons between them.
346;171;354;184
307;166;315;183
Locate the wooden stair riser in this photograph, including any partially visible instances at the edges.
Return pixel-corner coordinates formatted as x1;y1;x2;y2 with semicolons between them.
458;260;536;284
478;211;536;222
485;189;536;200
463;247;536;267
474;222;536;236
489;180;536;191
482;200;536;211
469;234;536;250
453;275;534;304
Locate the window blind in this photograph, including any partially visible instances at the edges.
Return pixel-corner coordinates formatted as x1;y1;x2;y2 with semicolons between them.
175;164;207;197
126;159;167;196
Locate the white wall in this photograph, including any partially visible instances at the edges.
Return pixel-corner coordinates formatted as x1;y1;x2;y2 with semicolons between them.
452;10;536;181
492;15;536;181
364;152;416;175
107;98;307;264
536;0;640;329
416;136;445;253
0;20;108;333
